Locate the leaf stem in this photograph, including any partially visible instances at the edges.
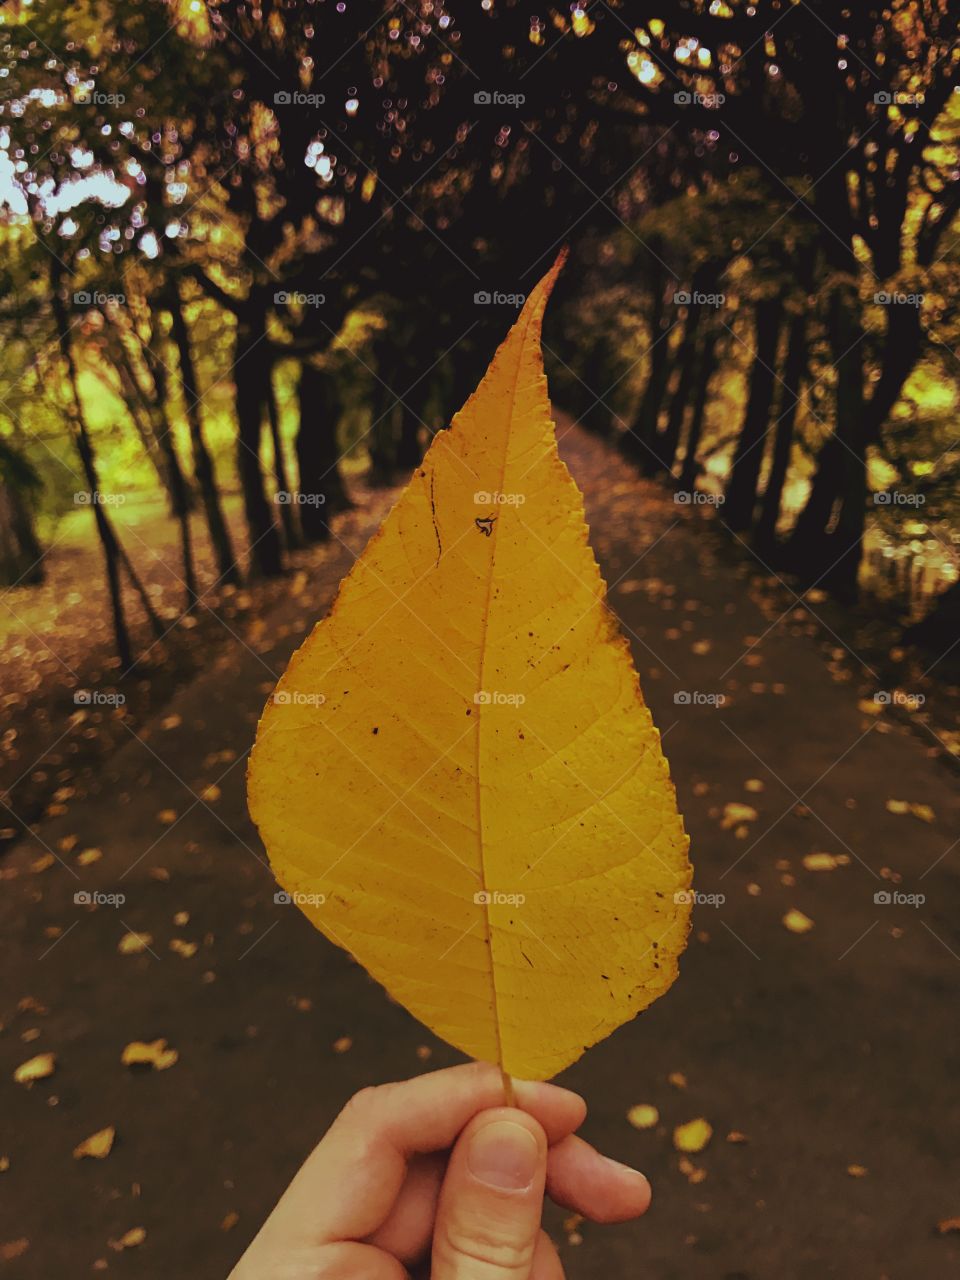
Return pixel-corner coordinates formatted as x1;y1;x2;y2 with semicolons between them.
500;1067;516;1108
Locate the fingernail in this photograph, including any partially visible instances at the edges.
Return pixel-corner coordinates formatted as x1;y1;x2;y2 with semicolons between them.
602;1154;648;1182
467;1120;540;1190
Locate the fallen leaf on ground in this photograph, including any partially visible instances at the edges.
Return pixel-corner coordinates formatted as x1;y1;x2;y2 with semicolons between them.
1;1240;29;1261
668;1071;688;1089
73;1127;115;1160
677;1155;707;1183
121;1039;178;1071
803;852;838;871
936;1217;960;1235
726;1131;749;1144
77;847;102;866
108;1228;145;1252
627;1104;659;1130
673;1118;712;1153
847;1164;868;1178
783;909;815;934
220;1212;239;1232
332;1036;352;1054
14;1053;55;1085
721;803;758;830
118;932;153;955
169;939;198;959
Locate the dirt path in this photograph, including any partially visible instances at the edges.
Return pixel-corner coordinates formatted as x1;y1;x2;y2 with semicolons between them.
1;423;958;1279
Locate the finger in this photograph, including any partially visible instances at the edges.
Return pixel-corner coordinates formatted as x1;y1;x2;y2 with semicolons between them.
531;1230;565;1280
545;1134;651;1223
431;1107;547;1280
232;1240;408;1280
253;1064;584;1251
366;1152;446;1266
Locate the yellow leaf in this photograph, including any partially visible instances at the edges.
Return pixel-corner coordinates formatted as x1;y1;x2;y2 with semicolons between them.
626;1104;659;1130
673;1117;712;1153
783;909;815;934
13;1053;55;1084
108;1227;145;1252
73;1127;115;1160
169;939;198;959
936;1217;960;1235
118;932;153;955
77;847;102;866
121;1039;178;1071
721;802;757;829
847;1164;868;1178
248;255;691;1081
802;852;838;872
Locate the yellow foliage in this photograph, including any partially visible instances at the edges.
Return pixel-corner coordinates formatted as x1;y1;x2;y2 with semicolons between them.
248;254;691;1080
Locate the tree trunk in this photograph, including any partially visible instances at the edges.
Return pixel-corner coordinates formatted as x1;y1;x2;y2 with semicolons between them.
621;250;673;467
0;463;44;587
51;272;147;666
723;296;785;531
167;289;240;586
784;285;866;599
652;289;704;476
678;329;720;494
144;313;197;604
754;311;807;556
234;304;283;578
265;372;301;550
295;361;352;541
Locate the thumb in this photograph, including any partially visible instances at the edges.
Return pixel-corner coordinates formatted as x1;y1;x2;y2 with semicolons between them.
431;1107;548;1280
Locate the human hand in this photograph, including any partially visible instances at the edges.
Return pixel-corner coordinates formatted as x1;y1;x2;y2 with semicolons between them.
229;1061;651;1278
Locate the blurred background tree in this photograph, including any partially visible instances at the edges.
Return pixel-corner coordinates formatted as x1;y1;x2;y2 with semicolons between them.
1;0;958;659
